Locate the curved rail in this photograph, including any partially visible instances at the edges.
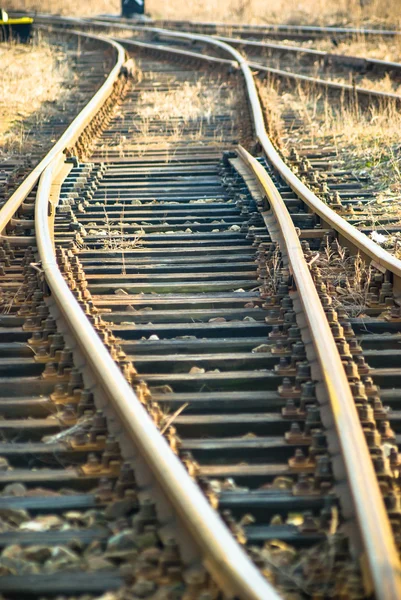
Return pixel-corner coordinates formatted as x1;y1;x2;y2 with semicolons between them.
215;34;401;105
35;158;282;600
53;18;401;105
152;19;401;38
15;15;401;598
108;21;401;292
237;146;401;599
0;29;125;238
217;34;401;72
68;18;401;597
1;19;281;600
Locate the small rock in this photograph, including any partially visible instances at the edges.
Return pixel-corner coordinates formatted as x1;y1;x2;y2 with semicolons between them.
44;557;81;573
0;508;29;526
208;317;226;323
126;305;137;312
22;545;52;563
132;578;157;598
2;544;22;559
189;366;205;374
0;457;10;471
115;288;129;295
135;529;159;550
107;529;137;551
64;511;86;525
148;334;159;341
252;344;270;353
229;225;241;231
0;556;39;575
2;483;27;497
105;497;138;520
20;515;63;532
243;316;256;322
150;385;173;394
234;288;246;293
86;556;114;571
52;546;80;561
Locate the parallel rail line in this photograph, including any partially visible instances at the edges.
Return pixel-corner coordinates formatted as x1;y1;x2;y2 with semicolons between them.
1;15;401;600
96;15;401;41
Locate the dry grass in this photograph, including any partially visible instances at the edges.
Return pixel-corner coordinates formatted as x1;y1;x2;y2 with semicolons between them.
259;79;401;208
4;0;401;27
0;32;74;154
274;36;401;62
136;80;230;122
97;72;238;160
149;0;401;28
315;240;374;315
3;0;120;16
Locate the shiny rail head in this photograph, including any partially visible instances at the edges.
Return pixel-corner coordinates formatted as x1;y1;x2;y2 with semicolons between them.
35;155;283;600
14;17;401;597
236;146;401;600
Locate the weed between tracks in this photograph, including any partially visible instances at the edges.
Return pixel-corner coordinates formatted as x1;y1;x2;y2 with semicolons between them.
98;70;239;160
314;240;373;316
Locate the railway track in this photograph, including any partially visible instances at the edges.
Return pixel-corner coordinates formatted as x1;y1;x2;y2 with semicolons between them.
98;16;401;42
75;21;401;258
87;19;401;109
1;15;401;600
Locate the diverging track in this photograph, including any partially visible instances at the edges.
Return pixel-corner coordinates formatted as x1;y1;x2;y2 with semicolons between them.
1;17;401;600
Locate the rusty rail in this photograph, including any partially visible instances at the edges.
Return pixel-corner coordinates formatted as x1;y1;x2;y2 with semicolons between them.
6;15;401;599
35;157;283;600
101;20;401;295
52;17;401;598
0;29;125;240
237;147;401;600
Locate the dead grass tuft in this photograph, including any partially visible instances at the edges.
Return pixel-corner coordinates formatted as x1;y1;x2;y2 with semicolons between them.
315;240;374;316
0;32;74;154
5;0;401;27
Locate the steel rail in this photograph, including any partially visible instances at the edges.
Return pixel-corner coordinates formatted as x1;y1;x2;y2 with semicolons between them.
22;15;401;596
115;36;238;68
35;158;283;600
10;12;401;38
120;23;401;106
105;21;401;293
53;18;401;105
215;33;401;75
152;19;401;38
237;146;401;599
115;23;401;106
247;60;401;105
32;17;401;284
0;29;125;239
51;18;401;597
